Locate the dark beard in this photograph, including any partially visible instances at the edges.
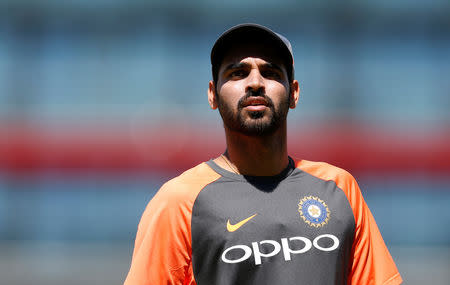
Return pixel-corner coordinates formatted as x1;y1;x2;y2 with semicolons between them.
217;90;289;136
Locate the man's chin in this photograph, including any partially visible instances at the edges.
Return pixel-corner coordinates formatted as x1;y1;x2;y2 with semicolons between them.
238;119;278;136
247;110;266;119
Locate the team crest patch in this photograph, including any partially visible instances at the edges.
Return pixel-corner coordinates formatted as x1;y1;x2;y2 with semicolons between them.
298;196;330;227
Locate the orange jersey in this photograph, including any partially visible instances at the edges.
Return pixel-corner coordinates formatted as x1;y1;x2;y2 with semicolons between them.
124;158;402;285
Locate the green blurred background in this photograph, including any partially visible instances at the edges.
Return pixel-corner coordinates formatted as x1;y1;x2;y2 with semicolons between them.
0;0;449;284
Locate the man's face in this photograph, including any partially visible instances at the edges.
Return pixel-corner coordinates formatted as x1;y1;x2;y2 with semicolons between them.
213;43;293;136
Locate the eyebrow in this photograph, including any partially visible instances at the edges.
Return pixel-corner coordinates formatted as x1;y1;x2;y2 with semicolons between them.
222;62;251;72
261;62;284;73
222;62;284;73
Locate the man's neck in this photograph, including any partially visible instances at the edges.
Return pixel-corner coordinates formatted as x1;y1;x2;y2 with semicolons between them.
218;125;289;176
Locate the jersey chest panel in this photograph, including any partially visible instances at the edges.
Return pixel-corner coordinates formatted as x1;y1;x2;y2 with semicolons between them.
191;169;355;285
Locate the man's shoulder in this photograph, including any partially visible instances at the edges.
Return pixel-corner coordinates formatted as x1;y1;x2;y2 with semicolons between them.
156;161;221;201
292;158;356;186
165;161;220;186
138;162;222;234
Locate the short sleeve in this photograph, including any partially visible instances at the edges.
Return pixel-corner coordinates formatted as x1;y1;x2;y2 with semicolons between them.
123;182;194;285
346;177;402;285
123;163;220;285
295;159;402;285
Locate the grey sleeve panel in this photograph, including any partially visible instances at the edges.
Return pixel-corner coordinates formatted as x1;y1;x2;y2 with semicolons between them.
191;161;355;285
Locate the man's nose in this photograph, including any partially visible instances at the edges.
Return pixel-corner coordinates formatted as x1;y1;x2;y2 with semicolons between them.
245;69;265;94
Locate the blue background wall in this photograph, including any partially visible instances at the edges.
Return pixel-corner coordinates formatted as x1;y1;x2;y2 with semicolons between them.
0;1;449;284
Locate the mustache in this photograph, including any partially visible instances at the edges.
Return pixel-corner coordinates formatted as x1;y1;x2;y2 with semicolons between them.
238;90;274;109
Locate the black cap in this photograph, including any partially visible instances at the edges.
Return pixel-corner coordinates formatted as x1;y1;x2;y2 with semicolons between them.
211;23;294;82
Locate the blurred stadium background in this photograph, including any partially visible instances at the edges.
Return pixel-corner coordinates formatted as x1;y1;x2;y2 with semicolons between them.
0;0;449;284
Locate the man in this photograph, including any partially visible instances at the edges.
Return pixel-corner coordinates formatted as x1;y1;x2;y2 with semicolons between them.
124;23;402;285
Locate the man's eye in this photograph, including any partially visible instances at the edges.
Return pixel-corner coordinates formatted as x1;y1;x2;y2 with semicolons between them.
230;70;246;78
262;70;281;79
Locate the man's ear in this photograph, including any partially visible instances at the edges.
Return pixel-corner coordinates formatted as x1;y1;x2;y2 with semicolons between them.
289;80;300;109
208;81;218;110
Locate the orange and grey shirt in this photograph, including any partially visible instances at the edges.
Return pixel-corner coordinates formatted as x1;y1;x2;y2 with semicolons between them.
124;158;402;285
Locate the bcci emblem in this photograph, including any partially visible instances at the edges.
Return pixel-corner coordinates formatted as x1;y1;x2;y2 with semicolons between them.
298;196;330;227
